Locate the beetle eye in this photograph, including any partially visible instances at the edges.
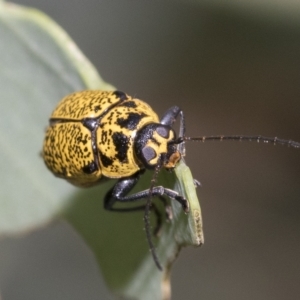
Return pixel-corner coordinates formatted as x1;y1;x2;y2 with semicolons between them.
156;126;169;138
142;146;157;163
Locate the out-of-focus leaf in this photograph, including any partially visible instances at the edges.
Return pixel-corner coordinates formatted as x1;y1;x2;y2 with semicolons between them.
0;2;203;299
0;1;113;234
65;159;203;300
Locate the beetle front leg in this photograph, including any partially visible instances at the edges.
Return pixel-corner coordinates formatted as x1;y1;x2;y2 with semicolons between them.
104;172;164;235
161;106;186;155
104;172;142;212
160;106;185;138
104;171;189;213
104;171;189;233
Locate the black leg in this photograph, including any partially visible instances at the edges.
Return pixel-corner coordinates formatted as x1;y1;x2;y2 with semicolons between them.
160;106;186;154
104;172;189;213
104;171;189;235
160;105;185;137
160;106;181;126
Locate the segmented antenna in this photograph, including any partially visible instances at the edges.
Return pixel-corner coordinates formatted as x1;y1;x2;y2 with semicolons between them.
181;135;300;148
144;158;164;271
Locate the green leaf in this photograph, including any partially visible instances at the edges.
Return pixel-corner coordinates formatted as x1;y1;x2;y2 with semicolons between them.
0;2;113;234
0;2;203;299
64;159;203;300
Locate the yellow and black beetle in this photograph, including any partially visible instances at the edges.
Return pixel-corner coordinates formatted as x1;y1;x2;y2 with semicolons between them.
42;90;300;270
43;90;188;209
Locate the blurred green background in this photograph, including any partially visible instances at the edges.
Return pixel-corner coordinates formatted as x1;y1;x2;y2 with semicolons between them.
0;1;299;299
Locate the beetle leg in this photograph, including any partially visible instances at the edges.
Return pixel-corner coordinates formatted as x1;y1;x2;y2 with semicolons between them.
104;172;189;235
161;106;186;155
104;172;164;235
160;106;185;138
104;172;189;213
104;171;141;210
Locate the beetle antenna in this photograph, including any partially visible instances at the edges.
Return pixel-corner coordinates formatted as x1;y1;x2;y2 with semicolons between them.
178;135;300;148
144;158;164;271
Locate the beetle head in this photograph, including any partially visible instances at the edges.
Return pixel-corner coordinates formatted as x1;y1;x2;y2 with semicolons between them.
134;123;181;169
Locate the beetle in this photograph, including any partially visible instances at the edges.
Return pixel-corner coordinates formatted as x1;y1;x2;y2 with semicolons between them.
42;90;300;270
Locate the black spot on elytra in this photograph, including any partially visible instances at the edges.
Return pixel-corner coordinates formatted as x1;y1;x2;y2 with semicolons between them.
82;161;98;174
94;105;100;113
112;132;129;163
120;101;137;108
113;91;128;101
107;112;114;125
76;134;88;145
116;112;146;130
101;131;108;144
100;152;114;167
